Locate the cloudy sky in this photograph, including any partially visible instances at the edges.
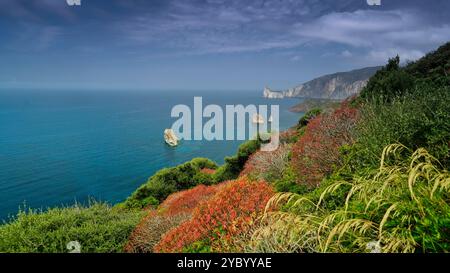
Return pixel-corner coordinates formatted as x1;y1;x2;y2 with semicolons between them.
0;0;449;90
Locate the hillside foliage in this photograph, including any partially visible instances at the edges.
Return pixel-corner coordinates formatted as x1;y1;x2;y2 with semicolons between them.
291;103;359;187
0;203;144;253
154;178;274;253
1;42;449;254
121;157;218;209
245;145;450;253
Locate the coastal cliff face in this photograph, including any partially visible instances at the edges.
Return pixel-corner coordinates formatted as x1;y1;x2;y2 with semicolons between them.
264;66;381;100
263;87;284;98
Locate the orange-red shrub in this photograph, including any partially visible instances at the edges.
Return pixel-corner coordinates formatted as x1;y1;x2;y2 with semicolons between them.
125;183;226;252
292;103;359;187
154;178;274;253
159;183;226;216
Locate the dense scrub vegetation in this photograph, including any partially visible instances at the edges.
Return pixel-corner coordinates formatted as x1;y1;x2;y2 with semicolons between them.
241;144;291;183
122;139;260;210
350;87;450;170
243;145;450;253
360;42;450;102
352;42;450;170
0;203;144;253
1;42;449;253
235;42;450;253
292;103;360;187
125;183;227;252
154;178;274;253
211;139;261;182
121;157;218;209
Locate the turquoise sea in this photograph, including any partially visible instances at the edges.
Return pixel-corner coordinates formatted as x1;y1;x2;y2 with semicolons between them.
0;89;302;220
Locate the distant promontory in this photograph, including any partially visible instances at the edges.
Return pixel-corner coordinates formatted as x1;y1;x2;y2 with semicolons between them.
263;66;382;100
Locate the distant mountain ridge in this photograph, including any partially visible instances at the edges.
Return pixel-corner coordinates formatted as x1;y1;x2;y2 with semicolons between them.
264;66;382;99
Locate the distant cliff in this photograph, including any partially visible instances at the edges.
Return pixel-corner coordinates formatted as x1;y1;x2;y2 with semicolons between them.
263;66;382;100
263;87;285;98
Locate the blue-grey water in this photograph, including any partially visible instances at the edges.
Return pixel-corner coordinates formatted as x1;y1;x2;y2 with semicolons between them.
0;89;302;221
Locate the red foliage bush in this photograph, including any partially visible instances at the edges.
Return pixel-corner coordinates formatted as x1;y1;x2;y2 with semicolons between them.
159;183;226;216
154;178;274;253
125;183;227;252
292;103;359;187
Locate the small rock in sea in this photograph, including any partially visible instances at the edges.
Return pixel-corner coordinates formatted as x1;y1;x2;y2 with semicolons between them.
164;129;179;147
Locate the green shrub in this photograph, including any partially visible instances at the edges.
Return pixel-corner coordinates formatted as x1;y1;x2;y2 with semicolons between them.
192;172;214;186
212;139;261;183
273;166;309;195
349;86;450;170
182;239;212;253
360;56;415;102
360;42;450;104
190;158;218;170
0;203;144;253
123;158;218;209
405;42;450;86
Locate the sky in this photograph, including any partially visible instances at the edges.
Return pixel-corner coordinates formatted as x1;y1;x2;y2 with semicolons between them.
0;0;449;91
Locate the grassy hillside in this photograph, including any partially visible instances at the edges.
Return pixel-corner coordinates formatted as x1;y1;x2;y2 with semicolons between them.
0;203;144;253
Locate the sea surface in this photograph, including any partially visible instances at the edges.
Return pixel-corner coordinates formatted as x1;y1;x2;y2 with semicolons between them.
0;89;302;221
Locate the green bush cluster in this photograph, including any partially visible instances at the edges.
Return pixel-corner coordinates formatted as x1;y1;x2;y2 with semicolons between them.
272;166;310;195
348;42;450;170
0;203;144;253
360;42;450;103
122;158;218;209
359;56;415;102
405;42;450;86
123;139;260;210
212;139;261;183
349;86;450;170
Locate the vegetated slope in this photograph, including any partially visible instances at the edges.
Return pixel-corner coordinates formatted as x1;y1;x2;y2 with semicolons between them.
125;183;228;253
154;177;274;253
147;41;449;253
1;42;449;253
405;42;450;81
0;203;144;253
240;41;450;253
360;42;450;101
245;145;450;253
